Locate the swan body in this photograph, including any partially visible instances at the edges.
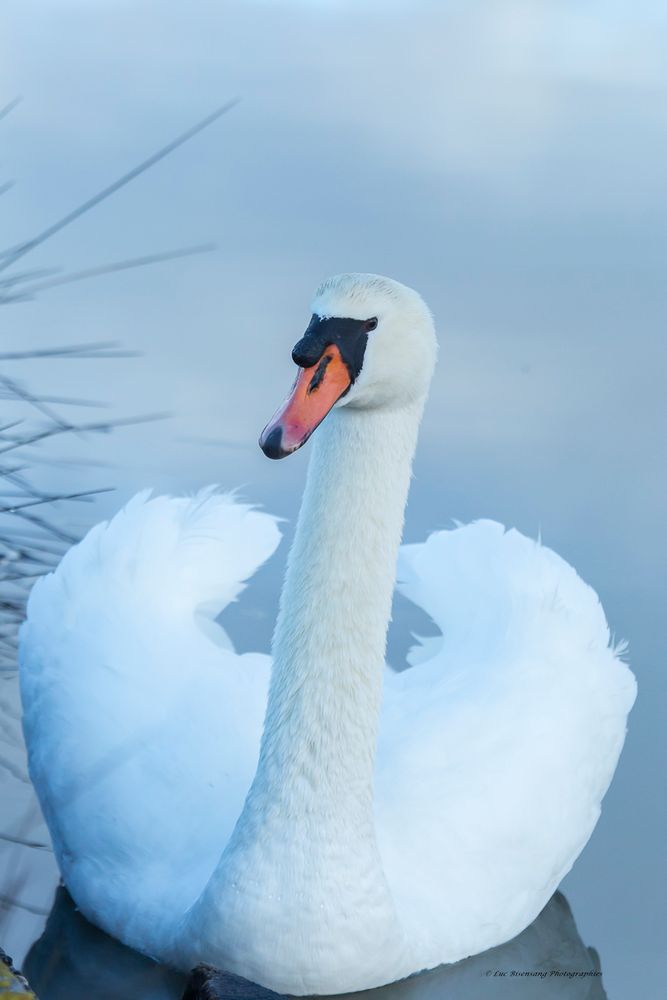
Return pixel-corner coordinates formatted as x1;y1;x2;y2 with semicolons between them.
25;887;607;1000
19;275;636;994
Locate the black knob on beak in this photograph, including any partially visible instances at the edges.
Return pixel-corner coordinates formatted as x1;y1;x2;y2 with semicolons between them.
292;336;326;368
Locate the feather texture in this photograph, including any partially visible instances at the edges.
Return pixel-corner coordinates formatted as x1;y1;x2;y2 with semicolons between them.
20;490;281;951
377;521;635;969
19;495;635;989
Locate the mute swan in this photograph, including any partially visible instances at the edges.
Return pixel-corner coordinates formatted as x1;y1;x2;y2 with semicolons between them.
19;274;635;995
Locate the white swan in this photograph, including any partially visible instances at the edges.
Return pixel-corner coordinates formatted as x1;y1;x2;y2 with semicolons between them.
19;274;635;996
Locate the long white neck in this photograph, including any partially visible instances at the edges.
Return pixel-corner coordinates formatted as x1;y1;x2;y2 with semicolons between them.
254;397;423;815
179;397;424;987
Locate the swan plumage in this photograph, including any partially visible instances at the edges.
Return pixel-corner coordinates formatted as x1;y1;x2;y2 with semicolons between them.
378;520;634;968
20;490;281;939
19;274;636;994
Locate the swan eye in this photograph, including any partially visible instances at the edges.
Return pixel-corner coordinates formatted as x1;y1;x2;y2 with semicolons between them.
364;317;378;332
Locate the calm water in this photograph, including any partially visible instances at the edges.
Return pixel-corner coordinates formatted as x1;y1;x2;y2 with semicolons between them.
1;1;665;997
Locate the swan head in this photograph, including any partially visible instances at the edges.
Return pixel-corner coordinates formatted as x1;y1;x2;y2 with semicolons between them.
259;273;437;459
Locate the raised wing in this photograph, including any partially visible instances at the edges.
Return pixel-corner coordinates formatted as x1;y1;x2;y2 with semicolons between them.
376;520;636;968
19;489;280;948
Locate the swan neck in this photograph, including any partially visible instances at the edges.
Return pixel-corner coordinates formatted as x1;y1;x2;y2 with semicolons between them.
256;399;423;809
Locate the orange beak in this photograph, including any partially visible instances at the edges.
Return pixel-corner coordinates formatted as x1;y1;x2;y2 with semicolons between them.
259;343;352;459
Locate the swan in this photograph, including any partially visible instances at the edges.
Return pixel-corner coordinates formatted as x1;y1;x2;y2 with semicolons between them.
19;273;636;995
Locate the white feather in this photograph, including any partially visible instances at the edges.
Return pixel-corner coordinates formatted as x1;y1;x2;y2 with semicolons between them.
20;489;281;949
377;521;635;969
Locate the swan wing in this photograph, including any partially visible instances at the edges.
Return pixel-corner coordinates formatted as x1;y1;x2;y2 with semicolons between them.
19;488;280;949
376;520;636;970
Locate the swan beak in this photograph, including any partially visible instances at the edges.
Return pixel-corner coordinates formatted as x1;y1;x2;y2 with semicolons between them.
259;343;352;459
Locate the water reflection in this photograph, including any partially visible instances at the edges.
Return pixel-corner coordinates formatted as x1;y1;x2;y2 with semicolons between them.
24;887;606;999
24;887;186;1000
